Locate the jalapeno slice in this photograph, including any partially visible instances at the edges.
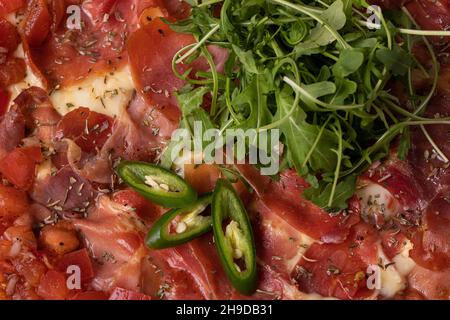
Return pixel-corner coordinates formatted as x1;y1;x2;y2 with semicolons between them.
146;194;212;249
211;179;257;295
117;161;197;208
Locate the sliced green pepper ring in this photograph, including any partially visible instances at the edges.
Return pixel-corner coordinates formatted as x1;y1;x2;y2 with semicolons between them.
117;161;197;208
211;179;257;296
146;194;212;249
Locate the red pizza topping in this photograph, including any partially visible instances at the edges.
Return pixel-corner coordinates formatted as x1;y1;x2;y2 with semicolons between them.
108;287;152;300
56;107;113;153
37;270;69;300
406;0;450;45
410;195;450;271
0;0;24;17
292;223;378;300
56;248;95;283
252;169;360;244
0;146;42;190
0;0;450;301
0;88;9;116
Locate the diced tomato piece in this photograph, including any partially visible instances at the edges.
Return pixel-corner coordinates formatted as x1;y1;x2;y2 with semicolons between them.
4;225;37;249
56;107;113;153
108;287;152;300
39;221;80;255
0;57;26;87
0;239;11;259
56;248;94;283
0;88;9;116
0;184;29;220
0;18;20;53
0;0;25;17
184;164;221;194
37;270;69;300
12;256;47;287
71;290;108;300
0;146;42;190
23;0;51;47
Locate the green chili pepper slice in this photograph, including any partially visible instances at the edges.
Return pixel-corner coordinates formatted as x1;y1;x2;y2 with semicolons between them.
211;179;257;296
117;161;197;208
146;194;212;249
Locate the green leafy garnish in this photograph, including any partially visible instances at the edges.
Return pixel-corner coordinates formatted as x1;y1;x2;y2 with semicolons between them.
162;0;450;211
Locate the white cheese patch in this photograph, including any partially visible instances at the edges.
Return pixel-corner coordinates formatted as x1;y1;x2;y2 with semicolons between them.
8;46;135;119
392;240;416;277
377;246;405;298
35;159;54;182
49;66;135;118
376;240;416;298
356;179;400;221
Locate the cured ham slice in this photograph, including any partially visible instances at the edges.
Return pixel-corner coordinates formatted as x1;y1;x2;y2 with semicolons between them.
410;195;450;271
21;0;161;89
128;17;229;109
0;104;25;158
31;166;95;214
0;18;26;88
408;93;450;198
251;170;360;244
0;0;25;17
408;265;450;299
127;17;197;108
13;87;61;144
406;0;450;45
292;223;379;300
72;195;148;292
56;107;113;153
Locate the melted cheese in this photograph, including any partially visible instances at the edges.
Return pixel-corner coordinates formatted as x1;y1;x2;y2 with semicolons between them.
49;66;135;118
8;46;135;119
377;246;405;298
392;240;416;277
356;179;400;221
356;180;418;298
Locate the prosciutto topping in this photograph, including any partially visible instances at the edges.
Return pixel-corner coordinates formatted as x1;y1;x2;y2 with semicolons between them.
1;0;450;301
0;18;26;89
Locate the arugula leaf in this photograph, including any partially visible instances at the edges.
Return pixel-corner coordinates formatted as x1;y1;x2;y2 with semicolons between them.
160;87;215;169
332;77;357;104
232;45;260;74
304;0;347;47
376;45;413;76
332;49;364;78
277;87;338;173
233;71;274;129
176;87;214;131
166;0;444;211
397;127;411;160
303;174;357;210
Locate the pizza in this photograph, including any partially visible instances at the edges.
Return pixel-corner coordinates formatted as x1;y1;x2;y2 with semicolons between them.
0;0;450;300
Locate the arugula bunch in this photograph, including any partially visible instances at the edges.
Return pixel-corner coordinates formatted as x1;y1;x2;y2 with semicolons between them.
163;0;450;211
